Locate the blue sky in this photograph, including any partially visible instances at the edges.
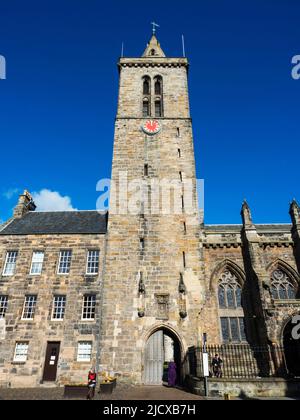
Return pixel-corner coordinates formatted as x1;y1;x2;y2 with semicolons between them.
0;0;299;224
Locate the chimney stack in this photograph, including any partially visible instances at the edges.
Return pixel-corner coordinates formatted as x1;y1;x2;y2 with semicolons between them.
13;190;36;219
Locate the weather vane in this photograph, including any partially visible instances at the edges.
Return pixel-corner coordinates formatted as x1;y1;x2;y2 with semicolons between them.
151;22;160;35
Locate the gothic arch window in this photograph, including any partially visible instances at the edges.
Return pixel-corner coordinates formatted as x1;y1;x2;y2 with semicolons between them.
217;269;246;343
154;76;164;117
218;271;242;309
143;77;151;96
154;76;163;95
271;269;297;300
150;49;156;56
142;76;151;117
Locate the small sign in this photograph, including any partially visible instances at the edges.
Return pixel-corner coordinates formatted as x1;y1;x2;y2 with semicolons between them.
0;318;6;340
202;353;210;377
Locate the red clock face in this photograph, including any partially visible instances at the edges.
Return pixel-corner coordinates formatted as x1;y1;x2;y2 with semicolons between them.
142;120;161;135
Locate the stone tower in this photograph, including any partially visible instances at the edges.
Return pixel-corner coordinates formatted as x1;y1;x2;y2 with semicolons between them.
100;33;204;384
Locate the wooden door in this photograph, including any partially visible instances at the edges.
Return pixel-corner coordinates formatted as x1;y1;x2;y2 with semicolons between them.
144;331;164;385
43;342;60;382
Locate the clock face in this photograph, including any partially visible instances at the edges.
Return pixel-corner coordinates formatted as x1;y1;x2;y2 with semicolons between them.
142;120;161;135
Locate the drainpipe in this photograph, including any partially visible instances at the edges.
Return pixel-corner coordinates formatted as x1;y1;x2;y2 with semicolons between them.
95;212;109;375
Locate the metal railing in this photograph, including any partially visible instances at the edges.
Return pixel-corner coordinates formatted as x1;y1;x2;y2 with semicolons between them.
188;344;288;379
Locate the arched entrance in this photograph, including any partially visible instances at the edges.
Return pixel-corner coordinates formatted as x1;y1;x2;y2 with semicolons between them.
144;328;182;386
283;318;300;377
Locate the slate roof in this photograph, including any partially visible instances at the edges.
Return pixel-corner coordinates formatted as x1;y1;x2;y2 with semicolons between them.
0;211;108;236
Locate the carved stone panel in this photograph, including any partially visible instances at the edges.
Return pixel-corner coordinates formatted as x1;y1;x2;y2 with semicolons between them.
155;294;169;320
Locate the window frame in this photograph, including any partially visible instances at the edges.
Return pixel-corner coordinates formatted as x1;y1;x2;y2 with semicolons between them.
29;251;45;276
21;295;37;321
220;317;247;343
0;295;8;319
143;77;151;96
13;342;29;363
2;251;18;277
77;341;93;363
51;295;67;321
155;99;163;118
217;270;246;343
143;98;151;118
86;250;100;276
271;269;298;301
81;295;97;321
57;250;72;275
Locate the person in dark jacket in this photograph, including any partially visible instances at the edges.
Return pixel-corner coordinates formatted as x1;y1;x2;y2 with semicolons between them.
212;354;223;378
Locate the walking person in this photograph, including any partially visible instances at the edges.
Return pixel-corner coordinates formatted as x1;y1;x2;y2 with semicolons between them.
168;360;177;387
212;354;223;378
87;368;97;400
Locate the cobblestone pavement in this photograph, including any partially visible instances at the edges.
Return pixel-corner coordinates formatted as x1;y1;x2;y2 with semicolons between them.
0;385;203;401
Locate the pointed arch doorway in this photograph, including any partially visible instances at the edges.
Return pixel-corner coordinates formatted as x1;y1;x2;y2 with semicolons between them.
283;318;300;377
144;328;182;386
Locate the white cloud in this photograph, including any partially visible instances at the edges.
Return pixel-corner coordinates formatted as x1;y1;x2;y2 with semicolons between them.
3;188;20;200
32;189;77;212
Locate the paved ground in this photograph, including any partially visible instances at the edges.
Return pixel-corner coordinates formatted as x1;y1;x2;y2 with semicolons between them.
0;385;203;401
0;385;298;400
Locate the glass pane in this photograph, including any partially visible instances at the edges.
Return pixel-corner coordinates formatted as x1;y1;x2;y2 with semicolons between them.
143;81;150;95
218;287;226;308
87;251;100;275
236;287;242;307
279;285;287;300
155;81;161;95
155;101;162;117
271;287;278;300
143;101;150;117
230;318;240;342
239;318;247;342
221;318;230;342
287;284;296;300
227;287;235;308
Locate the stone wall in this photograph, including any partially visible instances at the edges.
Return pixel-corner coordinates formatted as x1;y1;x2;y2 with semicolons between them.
186;376;300;398
100;54;205;384
0;233;105;388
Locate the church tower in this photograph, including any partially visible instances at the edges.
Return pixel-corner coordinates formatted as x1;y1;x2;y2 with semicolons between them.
100;32;204;384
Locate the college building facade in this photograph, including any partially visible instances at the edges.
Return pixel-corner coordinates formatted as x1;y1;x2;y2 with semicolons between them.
0;34;299;392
